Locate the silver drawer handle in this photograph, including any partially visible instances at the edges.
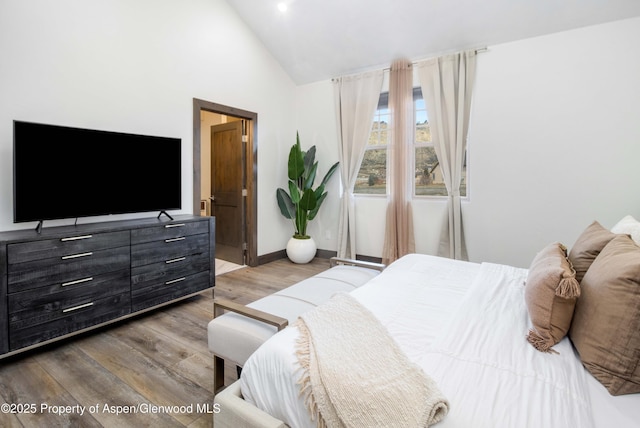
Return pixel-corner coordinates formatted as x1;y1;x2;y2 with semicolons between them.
62;302;94;313
165;257;186;264
165;237;186;243
61;252;93;260
62;277;94;287
165;277;186;285
61;235;93;242
165;223;185;228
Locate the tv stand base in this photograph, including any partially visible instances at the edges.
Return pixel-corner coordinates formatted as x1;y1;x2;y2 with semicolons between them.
157;210;174;221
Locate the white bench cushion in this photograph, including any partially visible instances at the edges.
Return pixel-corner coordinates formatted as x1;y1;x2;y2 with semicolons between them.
208;265;380;366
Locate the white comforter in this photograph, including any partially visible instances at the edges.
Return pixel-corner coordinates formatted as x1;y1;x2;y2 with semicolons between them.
240;254;636;427
420;262;592;427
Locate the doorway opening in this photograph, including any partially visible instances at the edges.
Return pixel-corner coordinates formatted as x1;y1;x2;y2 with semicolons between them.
193;98;258;267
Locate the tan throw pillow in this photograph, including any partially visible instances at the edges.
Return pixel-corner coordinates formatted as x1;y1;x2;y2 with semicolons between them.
568;221;616;283
525;242;580;353
569;235;640;395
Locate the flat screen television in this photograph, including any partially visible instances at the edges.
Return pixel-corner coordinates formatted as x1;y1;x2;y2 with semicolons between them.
13;120;182;226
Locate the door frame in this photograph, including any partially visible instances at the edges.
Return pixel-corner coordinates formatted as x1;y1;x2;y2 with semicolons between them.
193;98;258;267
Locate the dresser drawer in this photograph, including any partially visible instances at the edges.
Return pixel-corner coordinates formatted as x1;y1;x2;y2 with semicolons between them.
131;220;209;245
131;252;209;291
8;231;130;264
131;233;209;267
9;292;131;351
8;247;131;293
131;270;211;312
8;269;130;328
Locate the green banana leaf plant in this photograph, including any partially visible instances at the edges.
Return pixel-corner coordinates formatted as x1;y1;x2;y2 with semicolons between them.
276;133;339;239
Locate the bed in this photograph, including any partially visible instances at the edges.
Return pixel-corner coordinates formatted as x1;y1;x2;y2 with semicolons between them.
216;219;640;428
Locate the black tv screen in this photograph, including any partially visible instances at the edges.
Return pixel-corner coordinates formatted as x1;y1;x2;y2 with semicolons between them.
13;121;182;223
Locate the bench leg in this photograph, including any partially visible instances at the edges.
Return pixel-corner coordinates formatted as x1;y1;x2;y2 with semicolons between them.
214;355;225;393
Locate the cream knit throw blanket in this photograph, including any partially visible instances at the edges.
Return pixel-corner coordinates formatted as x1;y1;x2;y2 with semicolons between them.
295;292;449;428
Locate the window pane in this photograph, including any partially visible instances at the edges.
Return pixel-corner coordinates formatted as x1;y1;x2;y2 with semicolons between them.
355;103;389;195
369;107;389;146
414;147;467;197
355;148;387;194
415;146;447;196
415;99;431;144
413;95;467;197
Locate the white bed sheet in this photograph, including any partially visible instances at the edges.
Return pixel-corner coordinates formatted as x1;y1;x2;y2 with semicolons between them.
239;254;639;428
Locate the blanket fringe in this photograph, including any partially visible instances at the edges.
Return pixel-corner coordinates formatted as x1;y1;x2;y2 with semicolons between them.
294;319;327;428
526;329;559;354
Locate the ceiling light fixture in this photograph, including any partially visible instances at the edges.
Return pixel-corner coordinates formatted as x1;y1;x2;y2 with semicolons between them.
277;2;288;12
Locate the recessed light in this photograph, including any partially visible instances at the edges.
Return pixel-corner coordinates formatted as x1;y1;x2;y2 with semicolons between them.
277;2;288;12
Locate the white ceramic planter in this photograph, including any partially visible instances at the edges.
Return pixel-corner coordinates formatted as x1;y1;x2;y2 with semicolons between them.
286;236;317;264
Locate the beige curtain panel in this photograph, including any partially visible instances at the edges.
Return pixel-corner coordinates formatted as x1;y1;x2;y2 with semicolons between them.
417;51;477;260
382;59;416;265
333;71;384;259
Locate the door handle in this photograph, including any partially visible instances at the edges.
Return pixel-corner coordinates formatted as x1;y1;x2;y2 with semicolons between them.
209;196;215;202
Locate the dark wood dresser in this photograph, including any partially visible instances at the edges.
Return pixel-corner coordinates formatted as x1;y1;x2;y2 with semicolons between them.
0;215;215;357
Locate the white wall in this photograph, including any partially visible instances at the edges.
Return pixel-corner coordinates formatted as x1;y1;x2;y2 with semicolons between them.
465;16;640;267
3;1;638;265
295;16;640;267
0;0;297;256
292;81;342;251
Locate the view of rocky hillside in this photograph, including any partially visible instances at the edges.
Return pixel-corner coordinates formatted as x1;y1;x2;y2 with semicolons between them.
355;120;466;196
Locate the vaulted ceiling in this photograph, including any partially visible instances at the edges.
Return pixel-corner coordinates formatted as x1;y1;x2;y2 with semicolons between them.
225;0;640;84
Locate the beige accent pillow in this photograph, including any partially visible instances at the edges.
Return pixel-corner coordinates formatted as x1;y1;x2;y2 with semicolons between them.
525;242;580;353
568;221;616;283
611;215;640;245
569;235;640;396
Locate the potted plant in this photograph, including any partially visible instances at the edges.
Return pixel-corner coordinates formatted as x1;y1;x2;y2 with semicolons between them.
276;133;339;263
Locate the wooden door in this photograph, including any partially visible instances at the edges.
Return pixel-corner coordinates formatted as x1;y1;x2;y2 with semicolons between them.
210;121;245;265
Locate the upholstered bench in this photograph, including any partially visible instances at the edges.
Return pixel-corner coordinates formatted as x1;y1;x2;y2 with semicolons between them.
208;257;385;391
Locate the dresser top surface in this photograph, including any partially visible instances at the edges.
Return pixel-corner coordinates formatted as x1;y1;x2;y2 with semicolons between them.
0;215;211;244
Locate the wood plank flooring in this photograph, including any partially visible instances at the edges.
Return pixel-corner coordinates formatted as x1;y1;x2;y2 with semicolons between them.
0;257;329;428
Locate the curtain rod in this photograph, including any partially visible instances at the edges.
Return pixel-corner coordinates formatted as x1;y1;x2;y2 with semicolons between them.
383;47;488;71
331;47;488;81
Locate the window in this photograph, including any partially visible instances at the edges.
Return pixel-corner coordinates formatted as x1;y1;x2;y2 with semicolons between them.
354;89;467;197
414;97;467;197
355;101;389;194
